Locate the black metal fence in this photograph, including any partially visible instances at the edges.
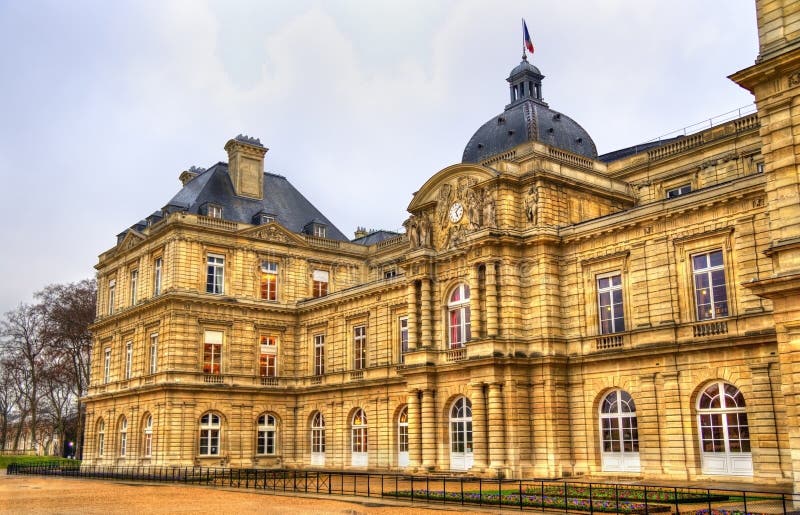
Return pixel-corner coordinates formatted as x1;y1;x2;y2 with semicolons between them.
8;462;799;514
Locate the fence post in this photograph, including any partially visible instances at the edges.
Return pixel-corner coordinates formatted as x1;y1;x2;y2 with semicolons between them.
743;490;747;515
564;482;568;514
589;483;594;515
644;485;648;515
707;489;712;515
519;480;523;510
411;476;414;503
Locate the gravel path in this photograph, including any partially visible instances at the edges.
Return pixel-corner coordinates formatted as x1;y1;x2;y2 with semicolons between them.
0;472;493;514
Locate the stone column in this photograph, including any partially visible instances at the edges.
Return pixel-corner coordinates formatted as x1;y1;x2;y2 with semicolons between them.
407;390;422;470
485;262;498;337
636;374;664;476
468;265;481;339
407;282;418;351
420;278;432;347
487;383;506;472
469;382;488;471
500;258;521;339
421;389;436;470
749;363;782;479
660;372;689;479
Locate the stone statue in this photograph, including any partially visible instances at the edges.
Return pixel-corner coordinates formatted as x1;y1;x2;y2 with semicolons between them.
482;189;496;228
418;214;432;248
436;183;453;228
403;216;419;248
525;186;539;225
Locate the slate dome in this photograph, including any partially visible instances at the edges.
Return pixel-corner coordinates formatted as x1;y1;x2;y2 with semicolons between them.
462;56;597;163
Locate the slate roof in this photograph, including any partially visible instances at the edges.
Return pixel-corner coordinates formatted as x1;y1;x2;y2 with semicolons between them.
463;99;598;163
597;135;685;163
119;162;349;243
350;230;401;246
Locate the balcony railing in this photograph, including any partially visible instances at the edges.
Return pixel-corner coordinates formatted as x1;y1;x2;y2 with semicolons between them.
693;320;729;337
445;347;467;362
204;374;224;384
350;370;364;381
595;334;625;351
260;376;279;387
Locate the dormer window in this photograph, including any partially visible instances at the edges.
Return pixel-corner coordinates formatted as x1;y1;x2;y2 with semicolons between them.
204;204;223;219
304;221;328;238
253;212;276;225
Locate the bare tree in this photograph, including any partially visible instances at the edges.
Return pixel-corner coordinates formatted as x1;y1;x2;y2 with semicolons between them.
36;279;96;458
0;303;46;453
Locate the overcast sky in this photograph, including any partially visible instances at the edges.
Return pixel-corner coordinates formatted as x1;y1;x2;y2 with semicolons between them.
0;0;759;315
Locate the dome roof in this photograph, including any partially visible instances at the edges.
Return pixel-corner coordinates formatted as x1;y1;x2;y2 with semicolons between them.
462;101;597;163
462;58;597;164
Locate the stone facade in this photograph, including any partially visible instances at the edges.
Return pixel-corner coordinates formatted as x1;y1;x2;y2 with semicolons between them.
82;0;800;493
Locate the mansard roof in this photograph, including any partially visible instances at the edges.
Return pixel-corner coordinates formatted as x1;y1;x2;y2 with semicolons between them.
119;162;349;242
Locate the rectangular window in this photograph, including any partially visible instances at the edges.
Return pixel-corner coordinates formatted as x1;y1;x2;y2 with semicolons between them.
312;270;329;298
98;429;105;457
313;225;326;238
206;254;225;294
149;333;158;375
313;334;325;376
203;330;223;375
129;270;138;306
353;325;366;370
108;279;116;315
124;341;133;380
384;269;397;279
260;261;278;301
207;204;223;218
666;184;692;198
692;250;728;320
153;257;162;296
597;273;625;334
399;316;409;363
259;335;278;377
103;348;111;384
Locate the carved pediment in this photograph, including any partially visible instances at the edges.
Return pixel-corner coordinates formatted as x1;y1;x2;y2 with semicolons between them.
239;222;304;245
117;230;146;251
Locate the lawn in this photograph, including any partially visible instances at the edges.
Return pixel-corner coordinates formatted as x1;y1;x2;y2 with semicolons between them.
0;455;77;469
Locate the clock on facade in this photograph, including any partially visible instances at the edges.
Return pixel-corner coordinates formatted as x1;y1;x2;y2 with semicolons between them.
449;202;464;223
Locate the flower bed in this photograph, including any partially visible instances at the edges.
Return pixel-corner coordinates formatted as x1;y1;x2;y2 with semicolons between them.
525;485;729;504
388;489;671;513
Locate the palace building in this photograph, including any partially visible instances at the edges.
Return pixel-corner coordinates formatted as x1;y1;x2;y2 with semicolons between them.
83;0;800;493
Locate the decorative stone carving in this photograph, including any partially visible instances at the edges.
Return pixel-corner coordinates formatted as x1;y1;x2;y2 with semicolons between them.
525;186;539;225
482;189;496;228
788;71;800;87
467;189;482;230
254;226;288;242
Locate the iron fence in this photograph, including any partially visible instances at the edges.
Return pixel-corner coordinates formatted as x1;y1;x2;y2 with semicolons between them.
8;462;798;514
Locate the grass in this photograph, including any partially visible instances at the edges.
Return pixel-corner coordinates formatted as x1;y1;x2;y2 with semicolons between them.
0;455;77;469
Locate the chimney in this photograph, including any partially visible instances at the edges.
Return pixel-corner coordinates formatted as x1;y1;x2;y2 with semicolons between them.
354;226;368;239
224;135;268;199
179;165;205;186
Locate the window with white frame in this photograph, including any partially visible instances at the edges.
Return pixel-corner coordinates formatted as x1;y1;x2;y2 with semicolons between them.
313;225;326;238
206;254;225;294
697;381;752;475
597;273;625;334
259;335;277;377
310;412;325;464
143;414;153;457
97;419;105;457
129;269;138;306
124;341;133;380
103;348;111;384
153;257;162;296
119;417;128;457
353;325;366;370
207;204;223;219
692;250;728;320
447;283;471;348
312;270;328;298
666;184;692;198
351;408;368;466
313;334;325;376
108;279;116;315
149;333;158;375
398;406;409;467
399;316;408;364
203;330;223;375
199;413;221;456
260;261;278;301
257;414;277;455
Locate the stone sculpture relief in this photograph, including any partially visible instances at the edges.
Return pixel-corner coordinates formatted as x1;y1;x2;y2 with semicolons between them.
404;213;433;250
525;186;539;225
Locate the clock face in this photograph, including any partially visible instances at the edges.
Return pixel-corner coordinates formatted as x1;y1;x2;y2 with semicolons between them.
449;202;464;223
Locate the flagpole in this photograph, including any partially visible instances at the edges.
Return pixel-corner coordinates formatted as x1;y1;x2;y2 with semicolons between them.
521;18;527;59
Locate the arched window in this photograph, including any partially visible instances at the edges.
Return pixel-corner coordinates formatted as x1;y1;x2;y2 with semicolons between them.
599;390;640;472
257;414;277;455
448;284;471;348
310;412;325;466
351;408;368;466
97;419;105;457
199;413;221;456
143;415;153;458
449;397;473;470
118;416;128;457
398;406;409;467
697;381;752;475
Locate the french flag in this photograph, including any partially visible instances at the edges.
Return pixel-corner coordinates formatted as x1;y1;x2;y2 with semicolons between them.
523;19;535;54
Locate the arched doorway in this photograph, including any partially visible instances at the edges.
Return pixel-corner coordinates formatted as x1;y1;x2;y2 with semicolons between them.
398;406;409;467
697;381;752;475
599;390;640;472
351;408;368;467
449;397;473;470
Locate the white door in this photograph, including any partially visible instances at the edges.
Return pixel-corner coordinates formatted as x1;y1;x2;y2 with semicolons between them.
599;390;641;473
698;381;753;476
449;397;474;471
398;407;409;467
